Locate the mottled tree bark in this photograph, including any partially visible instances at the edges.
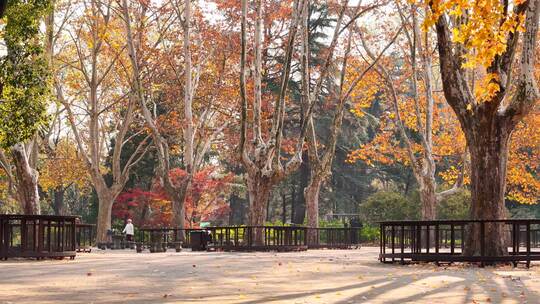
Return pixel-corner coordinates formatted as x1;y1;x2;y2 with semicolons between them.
52;186;66;215
246;174;272;244
94;184;119;245
11;143;40;214
463;120;512;256
305;178;322;244
432;0;540;257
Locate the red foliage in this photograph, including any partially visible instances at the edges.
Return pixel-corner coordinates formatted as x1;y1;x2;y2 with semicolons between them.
113;166;232;228
112;188;171;227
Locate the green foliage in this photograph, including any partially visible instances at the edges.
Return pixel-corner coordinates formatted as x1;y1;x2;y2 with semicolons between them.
506;201;540;219
318;219;345;228
437;189;471;220
360;225;379;243
359;191;420;223
0;0;50;148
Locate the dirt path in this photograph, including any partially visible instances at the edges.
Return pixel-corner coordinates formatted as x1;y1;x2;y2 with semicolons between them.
1;247;539;303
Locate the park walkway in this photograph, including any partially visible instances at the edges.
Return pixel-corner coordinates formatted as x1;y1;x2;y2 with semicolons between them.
1;247;539;303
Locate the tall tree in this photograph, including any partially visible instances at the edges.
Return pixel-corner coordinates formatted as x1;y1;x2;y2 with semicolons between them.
424;0;540;256
0;0;51;214
303;1;393;242
58;0;150;243
239;0;314;243
350;3;466;221
120;0;233;231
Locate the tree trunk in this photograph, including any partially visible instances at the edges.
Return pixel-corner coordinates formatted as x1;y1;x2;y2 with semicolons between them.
171;191;187;230
305;178;322;245
229;193;247;225
281;191;287;224
292;152;309;224
95;190;114;245
290;185;296;223
246;174;272;245
11;143;40;215
167;181;189;241
419;178;437;220
52;186;66;215
464;123;512;257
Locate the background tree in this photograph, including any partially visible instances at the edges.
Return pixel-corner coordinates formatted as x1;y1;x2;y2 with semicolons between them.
39;139;91;215
349;3;467;221
58;0;150;243
239;0;317;243
121;0;233;233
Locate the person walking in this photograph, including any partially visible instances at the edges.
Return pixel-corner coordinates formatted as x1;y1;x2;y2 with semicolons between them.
122;219;135;248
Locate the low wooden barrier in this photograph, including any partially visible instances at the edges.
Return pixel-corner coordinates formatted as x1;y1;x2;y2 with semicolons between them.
0;214;77;260
76;224;95;252
138;226;309;252
137;226;364;252
137;228;193;252
207;226;308;251
379;219;540;267
307;227;362;249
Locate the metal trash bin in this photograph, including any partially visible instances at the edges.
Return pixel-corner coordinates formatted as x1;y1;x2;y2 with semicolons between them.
190;230;208;251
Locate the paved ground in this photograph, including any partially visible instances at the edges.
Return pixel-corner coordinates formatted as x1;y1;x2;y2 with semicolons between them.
1;247;539;303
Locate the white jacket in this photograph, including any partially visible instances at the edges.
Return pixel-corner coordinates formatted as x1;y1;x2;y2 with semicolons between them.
123;223;134;235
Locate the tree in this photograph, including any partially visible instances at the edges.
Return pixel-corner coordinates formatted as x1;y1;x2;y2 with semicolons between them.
507;112;540;204
114;167;232;228
120;0;233;234
113;188;170;227
303;1;396;243
0;0;51;214
348;2;467;221
359;191;419;223
58;0;150;243
239;0;313;244
422;0;540;256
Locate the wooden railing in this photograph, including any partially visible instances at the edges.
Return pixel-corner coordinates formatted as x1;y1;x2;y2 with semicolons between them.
137;228;196;252
206;226;308;251
0;214;78;260
379;219;540;267
76;224;96;252
307;227;362;249
137;226;363;252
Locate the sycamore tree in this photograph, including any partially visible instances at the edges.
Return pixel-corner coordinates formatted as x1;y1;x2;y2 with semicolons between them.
120;0;234;234
238;0;319;244
57;0;150;243
348;2;467;221
302;0;400;243
417;0;540;256
0;0;50;214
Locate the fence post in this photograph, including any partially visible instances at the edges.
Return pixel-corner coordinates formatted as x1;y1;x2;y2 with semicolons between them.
400;225;405;264
480;221;485;267
526;221;531;268
450;224;455;255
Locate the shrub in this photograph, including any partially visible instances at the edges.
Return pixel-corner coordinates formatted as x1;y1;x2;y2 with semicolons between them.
437;189;471;220
360;225;379;243
359;191;420;224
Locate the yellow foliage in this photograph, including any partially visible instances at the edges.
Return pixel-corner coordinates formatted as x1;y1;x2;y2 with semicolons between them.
474;73;500;102
507;112;540;204
346;59;381;117
420;0;527;103
39;139;91;192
